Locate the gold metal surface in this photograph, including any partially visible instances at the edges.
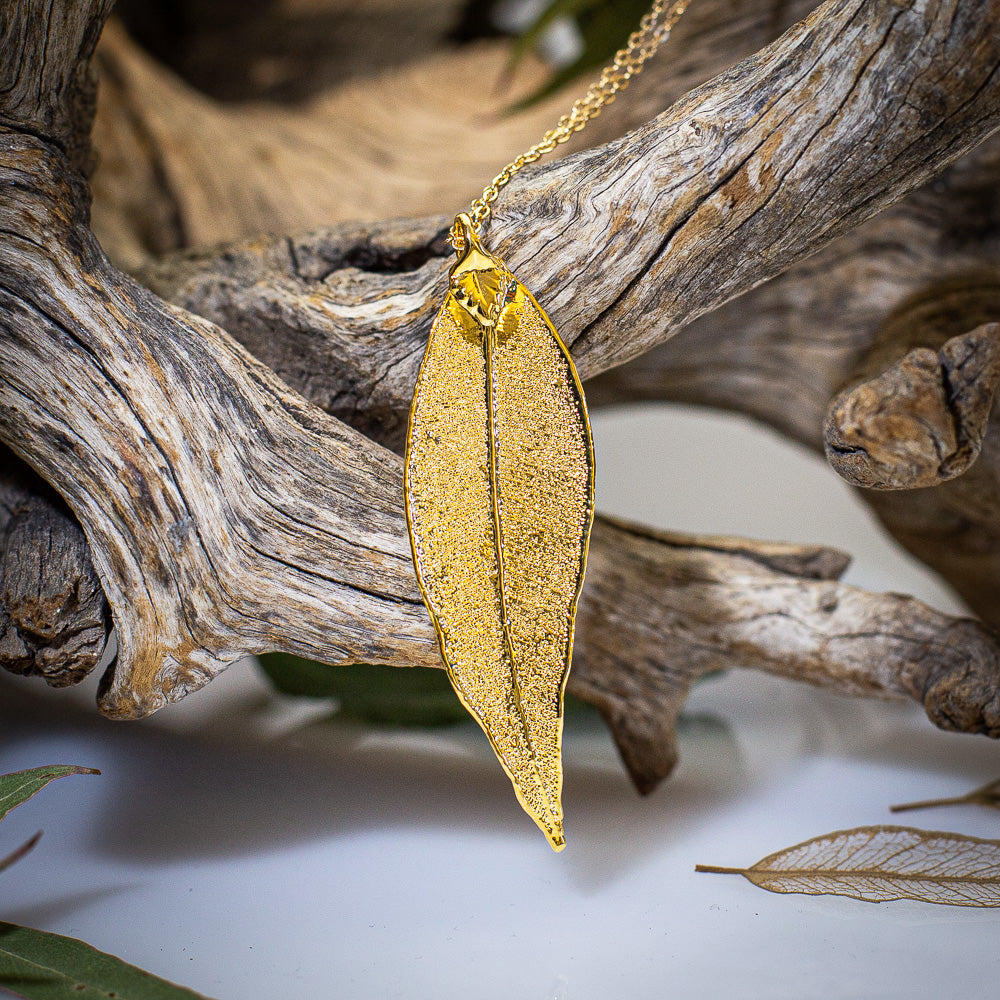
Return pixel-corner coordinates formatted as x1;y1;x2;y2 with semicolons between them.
403;0;690;846
405;219;594;849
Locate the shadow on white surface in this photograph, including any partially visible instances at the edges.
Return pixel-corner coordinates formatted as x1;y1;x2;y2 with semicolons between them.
6;884;146;930
0;670;746;884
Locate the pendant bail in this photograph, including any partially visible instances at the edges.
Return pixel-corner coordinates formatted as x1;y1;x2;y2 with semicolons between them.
448;213;477;257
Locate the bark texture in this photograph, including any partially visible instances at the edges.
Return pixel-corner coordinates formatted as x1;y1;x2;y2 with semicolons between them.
88;0;821;266
0;451;109;686
137;2;1000;628
3;0;1000;793
590;140;1000;627
573;518;1000;791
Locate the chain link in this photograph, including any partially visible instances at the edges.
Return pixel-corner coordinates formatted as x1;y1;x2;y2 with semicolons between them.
461;0;690;239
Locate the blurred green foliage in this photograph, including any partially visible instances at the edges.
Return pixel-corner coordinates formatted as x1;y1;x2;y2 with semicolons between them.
508;0;653;107
258;654;470;726
257;654;599;727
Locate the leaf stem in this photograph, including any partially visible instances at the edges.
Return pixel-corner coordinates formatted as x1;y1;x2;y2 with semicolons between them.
889;795;973;813
891;777;1000;813
694;864;746;875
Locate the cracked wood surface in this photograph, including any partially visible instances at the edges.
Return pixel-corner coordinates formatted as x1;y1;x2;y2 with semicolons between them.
4;0;1000;791
141;0;1000;447
135;2;1000;628
577;518;1000;790
0;453;109;686
89;0;820;267
591;139;1000;626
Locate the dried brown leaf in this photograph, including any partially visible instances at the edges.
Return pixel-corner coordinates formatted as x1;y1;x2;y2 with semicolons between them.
696;826;1000;907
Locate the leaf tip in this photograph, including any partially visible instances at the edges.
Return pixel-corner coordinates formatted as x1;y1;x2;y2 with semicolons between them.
547;825;567;852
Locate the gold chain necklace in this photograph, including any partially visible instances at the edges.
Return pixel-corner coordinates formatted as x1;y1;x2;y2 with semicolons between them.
404;0;690;850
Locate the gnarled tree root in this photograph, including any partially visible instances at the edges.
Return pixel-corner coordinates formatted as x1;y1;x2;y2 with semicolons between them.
3;0;1000;796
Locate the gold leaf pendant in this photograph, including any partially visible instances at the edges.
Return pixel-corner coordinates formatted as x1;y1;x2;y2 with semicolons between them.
404;215;595;850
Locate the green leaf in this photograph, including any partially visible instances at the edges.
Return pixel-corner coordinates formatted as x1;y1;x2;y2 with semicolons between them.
506;0;662;111
0;922;216;999
258;655;600;727
257;655;469;726
0;767;100;824
502;0;635;104
0;769;209;997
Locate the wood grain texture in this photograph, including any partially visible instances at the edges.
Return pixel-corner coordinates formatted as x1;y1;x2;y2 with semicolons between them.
0;450;109;686
141;0;1000;446
586;136;1000;443
575;518;1000;791
87;0;818;267
3;0;1000;793
7;143;1000;779
590;142;1000;626
136;1;1000;632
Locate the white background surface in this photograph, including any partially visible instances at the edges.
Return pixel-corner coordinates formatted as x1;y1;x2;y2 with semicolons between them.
2;405;999;999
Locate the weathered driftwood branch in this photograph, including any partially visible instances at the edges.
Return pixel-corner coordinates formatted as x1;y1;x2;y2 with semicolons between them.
140;0;1000;447
824;304;1000;622
7;419;1000;793
95;0;1000;629
89;18;563;267
134;0;1000;627
0;449;109;685
588;138;1000;625
572;518;1000;790
825;319;1000;493
4;0;1000;792
585;134;1000;439
88;0;820;266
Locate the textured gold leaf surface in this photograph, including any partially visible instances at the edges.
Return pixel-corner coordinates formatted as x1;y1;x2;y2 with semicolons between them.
697;826;1000;906
404;224;594;849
